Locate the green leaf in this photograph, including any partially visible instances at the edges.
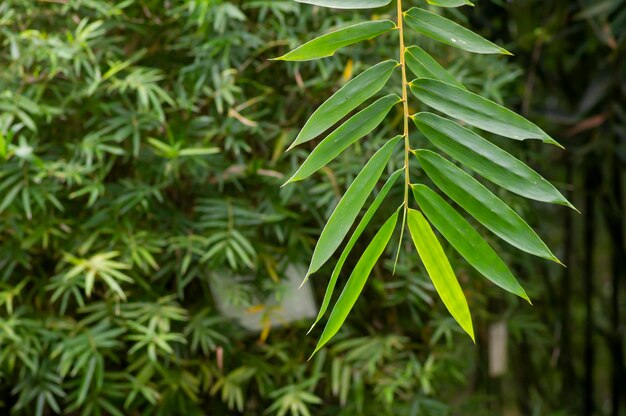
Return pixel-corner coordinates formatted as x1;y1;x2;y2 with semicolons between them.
296;0;392;8
415;149;560;263
312;210;398;356
427;0;474;7
404;46;465;90
407;209;474;341
285;94;401;184
306;135;403;277
410;79;562;146
308;168;403;333
273;21;396;61
291;60;398;149
412;184;530;302
404;8;509;55
413;112;574;208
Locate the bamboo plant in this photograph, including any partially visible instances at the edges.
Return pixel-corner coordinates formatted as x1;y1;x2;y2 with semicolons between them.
275;0;575;355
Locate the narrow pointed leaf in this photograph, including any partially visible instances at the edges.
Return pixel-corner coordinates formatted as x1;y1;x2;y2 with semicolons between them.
412;184;530;302
296;0;392;8
312;211;398;356
307;135;402;277
404;46;465;89
415;149;560;263
404;8;509;55
292;60;398;149
410;79;562;146
413;112;574;208
309;168;402;333
407;209;474;341
286;94;400;184
273;21;396;61
427;0;474;6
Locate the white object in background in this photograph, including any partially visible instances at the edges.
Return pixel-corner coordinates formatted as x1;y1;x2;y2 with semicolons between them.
489;320;508;377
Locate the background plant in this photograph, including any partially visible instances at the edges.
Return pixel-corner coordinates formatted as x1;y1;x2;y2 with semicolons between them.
0;0;623;415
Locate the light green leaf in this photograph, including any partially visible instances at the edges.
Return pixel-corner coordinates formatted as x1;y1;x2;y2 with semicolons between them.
427;0;474;7
291;60;398;149
273;21;396;61
410;79;562;146
309;168;402;333
312;210;398;356
404;46;465;89
285;94;401;184
415;149;560;263
404;8;509;55
412;184;530;302
407;209;474;341
307;135;403;277
413;112;574;208
296;0;392;8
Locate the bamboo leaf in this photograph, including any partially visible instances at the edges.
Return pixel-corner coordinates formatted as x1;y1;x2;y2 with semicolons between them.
412;184;530;302
410;79;562;146
427;0;474;7
285;94;401;184
312;210;398;356
297;0;392;8
306;135;403;277
407;209;474;341
415;149;560;263
309;168;403;333
413;112;575;208
404;46;465;89
291;60;398;149
273;21;396;61
404;8;509;55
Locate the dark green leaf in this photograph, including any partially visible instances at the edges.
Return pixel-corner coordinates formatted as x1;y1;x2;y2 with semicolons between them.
297;0;392;8
404;46;465;89
407;209;474;340
427;0;474;6
412;184;530;302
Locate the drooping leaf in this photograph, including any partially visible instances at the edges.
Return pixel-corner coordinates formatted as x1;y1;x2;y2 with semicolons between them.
404;46;465;89
427;0;474;7
291;60;398;149
410;79;562;146
312;210;399;356
285;94;401;184
413;112;574;208
296;0;392;8
412;184;530;302
309;168;403;333
407;209;474;340
404;8;509;55
306;135;402;277
415;149;560;263
273;21;396;61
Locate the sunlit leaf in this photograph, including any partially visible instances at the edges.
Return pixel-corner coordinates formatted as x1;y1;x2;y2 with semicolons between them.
407;209;474;341
404;8;509;55
312;210;399;356
306;135;403;277
413;112;574;208
415;149;560;263
410;79;562;146
309;168;402;333
285;94;401;184
412;184;530;302
427;0;474;7
296;0;392;9
273;21;396;61
291;60;398;149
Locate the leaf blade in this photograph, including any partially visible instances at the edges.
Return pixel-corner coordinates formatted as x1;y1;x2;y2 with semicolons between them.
296;0;392;8
404;45;465;90
412;184;530;302
415;149;560;263
291;60;398;149
312;210;399;356
307;135;403;276
274;21;396;61
410;79;562;146
407;209;474;341
404;8;509;55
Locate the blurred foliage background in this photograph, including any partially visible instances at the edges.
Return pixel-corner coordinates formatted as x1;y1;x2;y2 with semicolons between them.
0;0;624;415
